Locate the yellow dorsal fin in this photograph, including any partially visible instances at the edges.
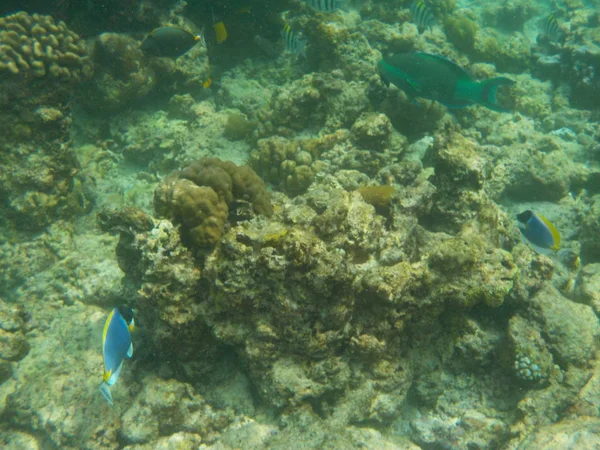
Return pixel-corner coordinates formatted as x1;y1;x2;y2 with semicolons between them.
102;309;115;346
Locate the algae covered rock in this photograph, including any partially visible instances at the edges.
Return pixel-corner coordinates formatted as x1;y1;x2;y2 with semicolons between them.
79;32;159;112
0;299;29;384
351;112;393;151
530;284;599;367
444;15;478;52
121;376;233;445
422;131;492;233
518;417;600;449
259;71;369;134
580;194;600;263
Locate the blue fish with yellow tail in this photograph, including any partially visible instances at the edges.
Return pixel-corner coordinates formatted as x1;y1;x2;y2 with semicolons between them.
378;52;515;112
517;210;561;251
99;308;134;406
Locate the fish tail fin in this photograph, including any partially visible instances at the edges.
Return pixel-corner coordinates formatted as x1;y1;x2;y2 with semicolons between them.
99;381;114;406
478;77;515;112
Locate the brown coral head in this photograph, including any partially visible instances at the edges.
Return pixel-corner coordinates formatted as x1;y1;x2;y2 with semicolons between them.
154;158;272;250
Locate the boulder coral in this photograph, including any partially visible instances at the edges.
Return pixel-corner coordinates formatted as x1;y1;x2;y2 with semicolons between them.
154;158;272;249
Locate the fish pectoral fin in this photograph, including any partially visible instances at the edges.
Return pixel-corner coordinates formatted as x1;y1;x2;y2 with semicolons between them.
406;78;420;91
109;361;124;385
405;94;421;107
127;342;133;358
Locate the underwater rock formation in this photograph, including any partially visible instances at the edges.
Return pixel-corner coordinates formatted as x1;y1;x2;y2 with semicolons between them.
0;299;28;383
154;158;272;249
79;32;160;113
103;167;526;430
256;70;369;136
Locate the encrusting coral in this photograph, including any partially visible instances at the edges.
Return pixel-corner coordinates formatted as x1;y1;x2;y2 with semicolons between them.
154;157;272;249
0;11;91;79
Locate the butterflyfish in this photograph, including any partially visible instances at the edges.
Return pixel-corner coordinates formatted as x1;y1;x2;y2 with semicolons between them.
99;308;134;406
141;26;202;57
378;52;515;112
517;210;561;252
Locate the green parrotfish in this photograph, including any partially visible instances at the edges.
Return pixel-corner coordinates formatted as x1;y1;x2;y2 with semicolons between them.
378;52;515;112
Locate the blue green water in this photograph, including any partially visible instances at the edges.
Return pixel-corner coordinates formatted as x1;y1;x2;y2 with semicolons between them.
0;0;599;448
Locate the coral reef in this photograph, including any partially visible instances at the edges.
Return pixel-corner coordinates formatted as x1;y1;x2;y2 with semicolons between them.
444;15;479;52
79;32;161;113
0;11;91;79
0;11;94;230
2;0;600;448
154;158;272;249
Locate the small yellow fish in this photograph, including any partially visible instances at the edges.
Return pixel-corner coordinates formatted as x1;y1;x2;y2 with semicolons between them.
214;21;228;44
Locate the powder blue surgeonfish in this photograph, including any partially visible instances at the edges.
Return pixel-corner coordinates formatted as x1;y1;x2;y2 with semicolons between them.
517;210;561;252
99;308;134;406
378;52;515;112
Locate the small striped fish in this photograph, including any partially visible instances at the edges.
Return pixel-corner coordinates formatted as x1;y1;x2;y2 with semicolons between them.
410;0;435;33
542;13;566;43
303;0;345;13
282;23;307;55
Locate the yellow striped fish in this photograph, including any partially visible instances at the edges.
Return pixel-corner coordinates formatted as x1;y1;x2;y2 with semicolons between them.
541;13;566;44
282;23;307;55
303;0;346;12
410;0;435;33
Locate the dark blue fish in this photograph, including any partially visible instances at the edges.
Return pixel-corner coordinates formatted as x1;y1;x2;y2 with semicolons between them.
378;52;515;112
517;210;561;251
141;26;203;57
410;0;435;33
